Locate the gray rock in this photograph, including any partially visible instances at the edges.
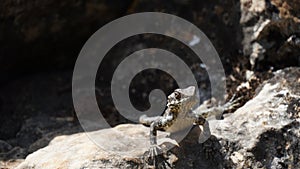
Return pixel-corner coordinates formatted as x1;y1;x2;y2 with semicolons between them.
211;67;300;168
16;67;300;169
15;124;171;169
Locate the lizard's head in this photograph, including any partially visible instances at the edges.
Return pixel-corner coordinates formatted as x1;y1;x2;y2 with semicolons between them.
167;86;198;112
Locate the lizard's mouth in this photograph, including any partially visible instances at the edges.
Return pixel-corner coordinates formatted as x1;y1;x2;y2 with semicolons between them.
167;102;181;108
167;103;174;107
167;98;180;106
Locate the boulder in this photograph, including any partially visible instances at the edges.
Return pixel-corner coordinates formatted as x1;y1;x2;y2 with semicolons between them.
16;124;170;169
210;67;300;168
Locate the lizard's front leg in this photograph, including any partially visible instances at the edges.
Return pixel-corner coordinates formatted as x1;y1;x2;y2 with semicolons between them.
139;114;162;126
194;116;211;143
192;95;241;143
143;113;174;168
193;95;241;120
149;113;173;144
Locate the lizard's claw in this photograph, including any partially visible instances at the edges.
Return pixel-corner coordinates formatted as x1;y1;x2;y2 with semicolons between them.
223;94;242;111
143;145;171;169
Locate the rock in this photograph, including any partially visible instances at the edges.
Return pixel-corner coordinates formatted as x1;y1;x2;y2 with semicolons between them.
0;159;24;169
15;122;230;169
15;67;300;169
210;67;300;168
15;124;173;169
230;151;244;165
240;0;300;70
0;147;26;169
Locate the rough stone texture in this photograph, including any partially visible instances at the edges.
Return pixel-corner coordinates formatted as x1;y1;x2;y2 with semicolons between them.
14;123;228;169
0;159;24;169
0;115;81;169
15;124;166;169
211;67;300;168
14;67;300;169
240;0;300;70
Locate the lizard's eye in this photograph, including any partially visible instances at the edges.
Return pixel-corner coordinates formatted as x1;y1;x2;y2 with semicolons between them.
174;92;181;100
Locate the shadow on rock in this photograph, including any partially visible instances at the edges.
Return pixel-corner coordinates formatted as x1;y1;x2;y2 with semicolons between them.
252;121;300;169
168;126;233;169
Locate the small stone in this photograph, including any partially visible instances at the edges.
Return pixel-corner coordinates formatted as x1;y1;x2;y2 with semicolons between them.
230;152;244;164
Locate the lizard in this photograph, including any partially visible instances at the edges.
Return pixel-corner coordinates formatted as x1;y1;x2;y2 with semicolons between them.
139;86;240;168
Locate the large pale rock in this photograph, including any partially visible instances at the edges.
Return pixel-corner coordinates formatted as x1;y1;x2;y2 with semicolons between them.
15;124;173;169
15;123;227;169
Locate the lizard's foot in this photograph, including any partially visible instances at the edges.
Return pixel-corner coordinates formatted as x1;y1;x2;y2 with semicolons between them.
223;94;242;110
143;145;171;169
